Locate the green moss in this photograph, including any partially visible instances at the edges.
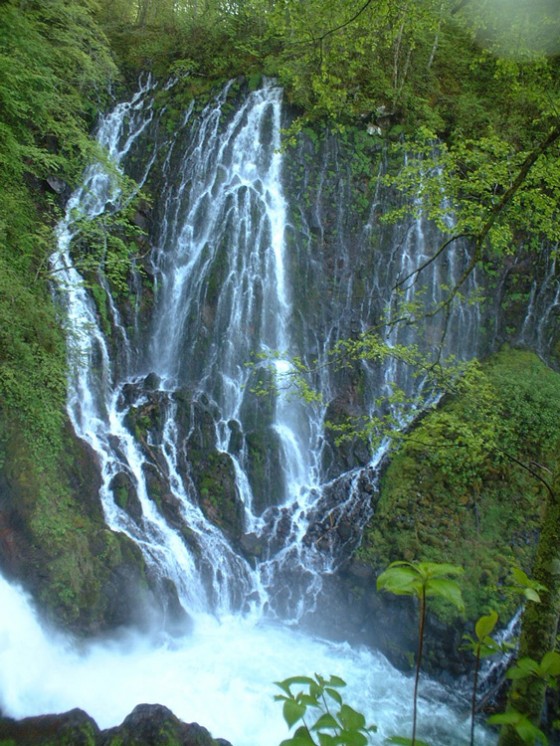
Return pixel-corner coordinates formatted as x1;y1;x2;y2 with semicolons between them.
358;348;560;624
196;451;243;537
0;413;148;630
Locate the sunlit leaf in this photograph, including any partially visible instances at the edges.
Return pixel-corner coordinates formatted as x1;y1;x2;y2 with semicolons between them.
325;688;343;705
337;730;368;746
425;577;464;612
275;676;316;695
475;610;499;640
541;651;560;677
523;587;542;603
507;657;541;680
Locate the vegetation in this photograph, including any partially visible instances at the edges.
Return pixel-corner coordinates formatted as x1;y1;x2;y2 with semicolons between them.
275;673;377;746
277;562;559;745
0;0;114;456
377;561;464;745
357;348;560;624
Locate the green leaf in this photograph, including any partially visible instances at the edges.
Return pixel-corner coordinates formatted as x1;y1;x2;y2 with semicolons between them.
301;694;321;707
325;688;343;705
318;734;337;746
377;566;420;596
420;561;464;578
515;720;548;745
490;709;549;743
541;651;560;677
283;699;307;728
338;704;366;731
523;587;542;603
312;713;339;731
335;731;368;746
475;610;499;640
488;712;520;725
276;676;317;694
511;567;531;586
280;733;317;746
507;657;541;680
425;577;465;612
310;682;322;699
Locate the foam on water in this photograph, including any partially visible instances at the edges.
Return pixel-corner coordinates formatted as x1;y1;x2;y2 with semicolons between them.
0;575;496;745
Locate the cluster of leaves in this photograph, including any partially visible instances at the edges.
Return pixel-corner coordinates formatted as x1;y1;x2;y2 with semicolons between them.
377;561;464;746
381;129;560;266
278;562;560;745
275;674;377;746
94;0;560;147
356;348;560;623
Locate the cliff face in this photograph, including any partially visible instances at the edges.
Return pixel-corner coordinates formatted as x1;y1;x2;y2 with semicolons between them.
1;76;559;661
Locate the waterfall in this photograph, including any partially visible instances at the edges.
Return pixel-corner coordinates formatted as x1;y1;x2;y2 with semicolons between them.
49;77;486;623
2;77;500;744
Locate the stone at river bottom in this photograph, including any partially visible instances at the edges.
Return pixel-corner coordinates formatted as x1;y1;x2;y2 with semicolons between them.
0;703;233;745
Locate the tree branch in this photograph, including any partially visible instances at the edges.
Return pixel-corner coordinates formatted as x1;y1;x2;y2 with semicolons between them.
394;123;560;324
313;0;376;43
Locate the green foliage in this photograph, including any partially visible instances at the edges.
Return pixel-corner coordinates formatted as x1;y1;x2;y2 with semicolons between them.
462;609;510;746
377;560;464;746
489;710;548;745
382;128;560;264
0;0;126;626
377;560;465;612
507;652;560;687
276;561;557;746
462;610;503;660
274;674;377;746
358;348;560;624
509;568;547;604
0;0;116;457
69;169;149;297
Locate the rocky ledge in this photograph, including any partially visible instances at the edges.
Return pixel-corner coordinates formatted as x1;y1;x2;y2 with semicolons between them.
0;703;233;745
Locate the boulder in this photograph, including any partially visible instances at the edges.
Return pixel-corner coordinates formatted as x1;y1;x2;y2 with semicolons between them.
0;708;99;745
0;704;234;746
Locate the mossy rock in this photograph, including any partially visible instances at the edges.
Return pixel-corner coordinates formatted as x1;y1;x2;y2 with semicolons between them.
194;451;244;541
0;414;153;634
357;347;560;626
244;428;285;512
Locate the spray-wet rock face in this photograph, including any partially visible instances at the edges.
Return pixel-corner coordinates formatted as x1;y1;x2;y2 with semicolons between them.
46;76;557;641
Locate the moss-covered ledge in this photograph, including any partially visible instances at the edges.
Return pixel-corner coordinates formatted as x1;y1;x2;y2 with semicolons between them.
355;347;560;630
0;413;154;634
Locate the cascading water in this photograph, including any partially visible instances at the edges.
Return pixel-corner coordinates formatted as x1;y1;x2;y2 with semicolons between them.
0;78;496;744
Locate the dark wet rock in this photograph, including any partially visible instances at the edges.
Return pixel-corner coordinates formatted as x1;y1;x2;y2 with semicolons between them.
101;703;224;745
0;703;233;745
45;175;69;195
239;532;263;558
111;471;143;524
0;707;100;745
